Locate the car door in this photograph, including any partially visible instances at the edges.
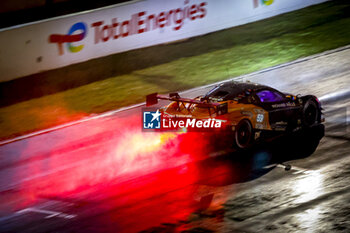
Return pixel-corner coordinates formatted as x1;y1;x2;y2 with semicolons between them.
254;89;300;130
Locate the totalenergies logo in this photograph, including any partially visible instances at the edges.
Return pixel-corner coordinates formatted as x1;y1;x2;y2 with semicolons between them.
49;1;208;56
253;0;274;8
262;0;274;5
49;22;88;55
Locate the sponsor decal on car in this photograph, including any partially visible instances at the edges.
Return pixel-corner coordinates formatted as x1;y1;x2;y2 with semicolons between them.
271;102;296;108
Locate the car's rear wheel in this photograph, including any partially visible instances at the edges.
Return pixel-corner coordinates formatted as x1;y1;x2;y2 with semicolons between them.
234;119;253;149
302;99;319;127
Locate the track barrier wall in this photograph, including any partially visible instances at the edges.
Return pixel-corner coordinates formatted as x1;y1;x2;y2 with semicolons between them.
0;0;327;82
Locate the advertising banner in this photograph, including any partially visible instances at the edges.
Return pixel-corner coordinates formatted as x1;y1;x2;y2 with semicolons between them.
0;0;327;82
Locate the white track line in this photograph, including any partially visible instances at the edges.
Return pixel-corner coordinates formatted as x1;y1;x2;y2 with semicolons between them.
276;164;307;174
16;207;76;219
264;163;308;174
1;44;350;146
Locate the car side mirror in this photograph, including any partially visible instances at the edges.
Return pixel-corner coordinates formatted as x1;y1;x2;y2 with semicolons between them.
286;95;295;100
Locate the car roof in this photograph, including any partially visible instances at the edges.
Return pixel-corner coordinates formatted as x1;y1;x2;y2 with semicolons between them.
204;81;270;101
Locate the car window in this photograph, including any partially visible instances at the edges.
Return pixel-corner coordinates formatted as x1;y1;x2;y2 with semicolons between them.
211;90;229;98
256;90;285;103
205;85;244;101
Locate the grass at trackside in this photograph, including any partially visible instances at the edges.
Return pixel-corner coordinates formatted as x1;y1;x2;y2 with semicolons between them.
1;0;350;140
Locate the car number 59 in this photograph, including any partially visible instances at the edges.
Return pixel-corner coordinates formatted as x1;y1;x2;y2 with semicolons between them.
257;114;264;122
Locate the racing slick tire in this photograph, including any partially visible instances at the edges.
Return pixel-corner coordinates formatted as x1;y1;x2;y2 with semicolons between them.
302;98;319;127
234;119;254;149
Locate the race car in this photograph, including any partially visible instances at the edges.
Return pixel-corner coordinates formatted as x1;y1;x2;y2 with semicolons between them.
146;81;323;149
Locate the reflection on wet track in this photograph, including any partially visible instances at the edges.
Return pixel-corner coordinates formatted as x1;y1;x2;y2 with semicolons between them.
294;170;324;203
0;124;327;233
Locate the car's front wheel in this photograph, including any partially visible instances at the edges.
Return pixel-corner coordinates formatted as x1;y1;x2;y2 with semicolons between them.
234;119;253;149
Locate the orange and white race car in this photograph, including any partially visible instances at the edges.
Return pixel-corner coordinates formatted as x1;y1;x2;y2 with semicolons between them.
146;81;323;149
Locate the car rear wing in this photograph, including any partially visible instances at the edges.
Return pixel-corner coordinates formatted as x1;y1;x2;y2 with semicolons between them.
146;92;228;115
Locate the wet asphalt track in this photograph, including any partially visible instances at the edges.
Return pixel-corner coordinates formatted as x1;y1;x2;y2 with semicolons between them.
0;47;350;233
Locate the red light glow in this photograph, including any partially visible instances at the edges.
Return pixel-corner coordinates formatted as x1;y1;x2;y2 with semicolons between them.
18;113;213;198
